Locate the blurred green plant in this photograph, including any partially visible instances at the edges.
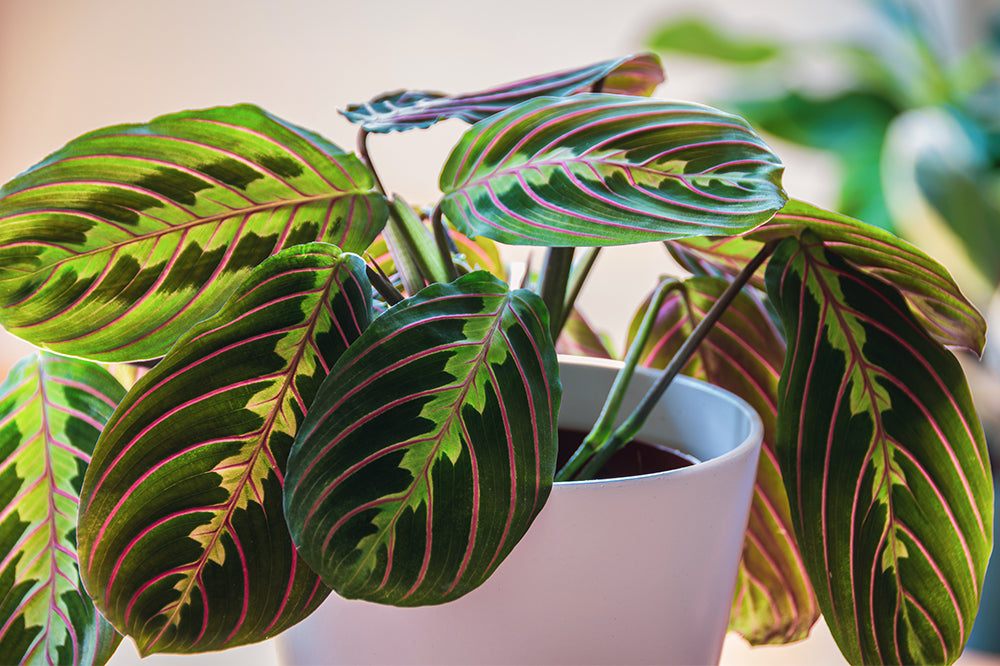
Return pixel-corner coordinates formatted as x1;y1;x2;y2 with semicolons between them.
648;0;1000;304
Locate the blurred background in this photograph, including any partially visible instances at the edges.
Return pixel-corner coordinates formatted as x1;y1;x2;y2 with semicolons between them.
1;0;998;663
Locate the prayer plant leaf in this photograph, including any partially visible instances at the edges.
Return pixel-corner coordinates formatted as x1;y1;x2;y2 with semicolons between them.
766;233;992;665
340;53;665;133
0;352;125;666
284;271;560;606
626;277;818;645
0;104;387;363
439;94;787;247
669;200;986;354
76;243;374;655
759;200;985;354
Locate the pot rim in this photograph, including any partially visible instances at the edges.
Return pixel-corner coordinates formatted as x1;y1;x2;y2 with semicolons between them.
554;355;764;487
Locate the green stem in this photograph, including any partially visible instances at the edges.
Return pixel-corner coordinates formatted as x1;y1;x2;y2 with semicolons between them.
537;247;575;339
556;247;600;335
574;239;779;480
555;277;678;482
431;206;460;282
358;129;387;196
366;263;404;305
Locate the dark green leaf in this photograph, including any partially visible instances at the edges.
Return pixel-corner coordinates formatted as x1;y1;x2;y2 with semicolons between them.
284;272;560;606
77;243;373;654
766;232;992;664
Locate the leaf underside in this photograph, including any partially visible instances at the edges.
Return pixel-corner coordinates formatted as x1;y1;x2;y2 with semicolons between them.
0;104;387;362
284;271;560;606
0;353;125;666
767;233;992;665
439;94;787;247
340;53;665;133
627;277;818;645
76;243;373;655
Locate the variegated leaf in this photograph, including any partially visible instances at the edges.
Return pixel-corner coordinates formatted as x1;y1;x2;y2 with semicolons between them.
668;200;986;354
0;105;387;362
667;235;768;292
751;201;982;354
439;94;787;247
340;53;664;133
0;352;124;665
626;277;818;644
284;271;560;606
766;233;992;664
76;243;374;655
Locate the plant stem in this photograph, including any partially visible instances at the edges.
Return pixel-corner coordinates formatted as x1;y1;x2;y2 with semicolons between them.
556;277;678;482
538;247;575;338
357;129;387;196
556;247;600;335
431;205;460;282
366;263;404;305
574;239;779;480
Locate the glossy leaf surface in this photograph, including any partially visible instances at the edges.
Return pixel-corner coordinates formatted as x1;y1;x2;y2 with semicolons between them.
440;94;787;247
670;200;985;354
284;272;560;606
0;105;387;362
340;53;664;133
766;233;992;664
0;353;124;665
77;243;374;654
626;278;818;644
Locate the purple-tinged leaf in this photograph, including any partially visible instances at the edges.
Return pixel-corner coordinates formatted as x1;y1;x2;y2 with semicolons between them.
440;94;787;247
667;235;768;292
284;272;560;606
767;232;992;664
669;200;986;355
77;243;373;655
0;352;125;665
626;277;818;644
340;53;665;133
754;201;984;354
0;105;387;362
556;308;614;359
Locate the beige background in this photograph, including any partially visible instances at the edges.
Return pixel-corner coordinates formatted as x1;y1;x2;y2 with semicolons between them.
1;1;997;664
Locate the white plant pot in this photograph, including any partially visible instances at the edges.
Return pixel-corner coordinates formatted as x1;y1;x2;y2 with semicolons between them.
279;356;763;665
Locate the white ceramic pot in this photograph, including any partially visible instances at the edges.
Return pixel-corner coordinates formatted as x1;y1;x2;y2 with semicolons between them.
279;356;763;665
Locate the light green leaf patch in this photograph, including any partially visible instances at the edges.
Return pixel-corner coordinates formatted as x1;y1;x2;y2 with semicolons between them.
0;352;125;666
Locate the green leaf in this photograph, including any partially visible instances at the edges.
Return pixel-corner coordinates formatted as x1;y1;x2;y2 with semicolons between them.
284;271;560;606
647;17;783;63
440;94;787;247
76;243;373;654
626;277;818;644
0;352;125;665
340;53;665;133
748;200;985;355
0;105;387;362
766;232;992;665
